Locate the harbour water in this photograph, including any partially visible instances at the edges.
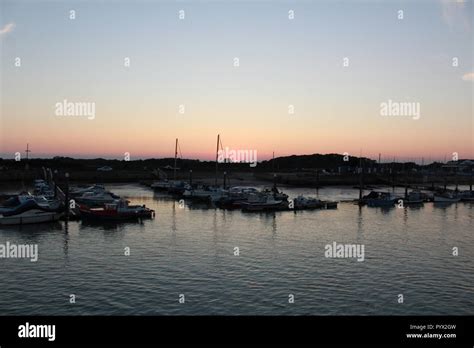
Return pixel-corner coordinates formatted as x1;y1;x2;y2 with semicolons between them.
0;184;473;315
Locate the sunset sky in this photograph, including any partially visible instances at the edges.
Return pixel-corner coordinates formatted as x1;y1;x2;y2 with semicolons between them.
0;0;473;162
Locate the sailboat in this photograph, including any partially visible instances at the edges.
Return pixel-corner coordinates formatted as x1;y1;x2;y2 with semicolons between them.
151;139;190;194
183;134;228;201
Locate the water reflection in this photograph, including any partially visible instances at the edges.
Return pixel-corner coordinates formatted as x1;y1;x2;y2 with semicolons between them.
0;221;63;239
406;204;424;210
63;221;69;259
0;184;473;315
356;205;363;242
171;200;177;233
79;219;146;231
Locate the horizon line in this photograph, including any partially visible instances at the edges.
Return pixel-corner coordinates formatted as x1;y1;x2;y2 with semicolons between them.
1;153;472;165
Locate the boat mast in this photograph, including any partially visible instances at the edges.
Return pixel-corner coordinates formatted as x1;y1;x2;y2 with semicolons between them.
272;151;275;173
25;143;31;160
359;156;363;202
174;138;178;181
215;134;220;186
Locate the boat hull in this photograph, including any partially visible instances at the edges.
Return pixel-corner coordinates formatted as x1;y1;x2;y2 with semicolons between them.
0;211;62;225
241;201;287;212
367;199;395;207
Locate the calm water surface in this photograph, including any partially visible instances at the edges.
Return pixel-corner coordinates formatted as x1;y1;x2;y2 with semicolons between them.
0;184;473;315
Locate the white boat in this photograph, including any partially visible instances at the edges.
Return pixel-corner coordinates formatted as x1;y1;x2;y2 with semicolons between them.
0;209;62;225
75;191;120;206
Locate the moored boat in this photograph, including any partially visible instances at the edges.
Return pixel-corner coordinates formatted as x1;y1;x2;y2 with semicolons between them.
167;181;191;195
215;186;260;209
0;193;61;213
293;195;325;210
241;193;286;212
363;191;398;207
262;186;289;202
0;210;62;225
403;190;424;205
75;191;121;206
0;200;63;225
183;186;228;203
79;199;155;221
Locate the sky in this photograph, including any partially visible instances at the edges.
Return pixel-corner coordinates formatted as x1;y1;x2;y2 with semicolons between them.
0;0;473;162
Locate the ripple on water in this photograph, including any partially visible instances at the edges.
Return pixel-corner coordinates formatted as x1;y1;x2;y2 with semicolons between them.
0;184;473;315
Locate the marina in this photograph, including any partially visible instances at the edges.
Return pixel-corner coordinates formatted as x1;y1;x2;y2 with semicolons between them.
2;157;474;224
1;155;472;315
0;181;472;315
